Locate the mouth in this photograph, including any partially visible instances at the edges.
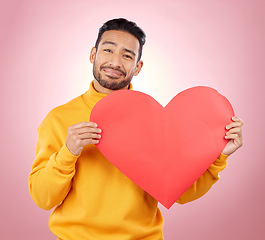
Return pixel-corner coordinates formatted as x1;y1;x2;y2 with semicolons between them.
101;67;126;78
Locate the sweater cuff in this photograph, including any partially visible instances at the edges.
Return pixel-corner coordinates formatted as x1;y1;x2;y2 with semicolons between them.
55;144;80;169
214;152;229;165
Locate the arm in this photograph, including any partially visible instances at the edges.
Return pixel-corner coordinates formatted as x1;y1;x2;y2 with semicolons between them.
177;116;244;204
176;153;228;204
28;114;101;210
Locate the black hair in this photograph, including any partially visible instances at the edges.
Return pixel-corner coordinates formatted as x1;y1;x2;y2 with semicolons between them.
95;18;146;62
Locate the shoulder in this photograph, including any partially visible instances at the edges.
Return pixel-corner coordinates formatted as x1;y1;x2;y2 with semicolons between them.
40;94;88;130
53;95;85;113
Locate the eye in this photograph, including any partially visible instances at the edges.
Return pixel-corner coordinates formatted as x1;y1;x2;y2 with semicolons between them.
104;49;112;53
124;54;133;60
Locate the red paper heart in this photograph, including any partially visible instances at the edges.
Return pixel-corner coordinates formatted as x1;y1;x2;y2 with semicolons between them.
90;86;234;209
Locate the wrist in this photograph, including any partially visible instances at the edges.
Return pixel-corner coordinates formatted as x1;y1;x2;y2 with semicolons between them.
56;144;80;168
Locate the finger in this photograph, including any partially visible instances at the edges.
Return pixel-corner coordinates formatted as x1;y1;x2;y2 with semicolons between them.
70;126;102;135
76;126;102;133
225;134;243;147
79;132;101;140
232;116;244;124
226;131;242;139
226;127;242;135
230;117;244;126
226;121;243;130
70;121;98;129
225;133;241;140
83;126;102;133
80;138;100;146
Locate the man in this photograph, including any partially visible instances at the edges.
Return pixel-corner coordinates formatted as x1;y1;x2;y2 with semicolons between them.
29;18;243;240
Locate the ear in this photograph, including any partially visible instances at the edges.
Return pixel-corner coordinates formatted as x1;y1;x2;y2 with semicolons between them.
133;60;143;76
90;47;97;64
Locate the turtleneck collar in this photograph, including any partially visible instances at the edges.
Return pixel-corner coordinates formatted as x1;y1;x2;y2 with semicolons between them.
82;81;133;109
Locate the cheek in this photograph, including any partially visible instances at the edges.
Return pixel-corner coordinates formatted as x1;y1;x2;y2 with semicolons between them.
125;63;137;75
94;54;107;66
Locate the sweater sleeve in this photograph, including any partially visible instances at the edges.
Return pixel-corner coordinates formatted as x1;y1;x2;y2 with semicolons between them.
176;153;228;204
28;113;79;210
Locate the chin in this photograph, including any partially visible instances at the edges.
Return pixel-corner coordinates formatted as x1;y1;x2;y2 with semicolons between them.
98;77;130;91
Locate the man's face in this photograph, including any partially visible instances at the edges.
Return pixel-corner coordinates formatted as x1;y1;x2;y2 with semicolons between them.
90;30;143;93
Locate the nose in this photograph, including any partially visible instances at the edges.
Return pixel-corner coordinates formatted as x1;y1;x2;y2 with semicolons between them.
108;53;122;68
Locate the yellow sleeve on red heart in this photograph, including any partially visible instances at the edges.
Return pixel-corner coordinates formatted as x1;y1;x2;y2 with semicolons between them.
176;153;228;204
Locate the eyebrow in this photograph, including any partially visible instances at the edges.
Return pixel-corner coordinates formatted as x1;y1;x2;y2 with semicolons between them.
102;41;136;56
102;41;117;46
124;48;136;56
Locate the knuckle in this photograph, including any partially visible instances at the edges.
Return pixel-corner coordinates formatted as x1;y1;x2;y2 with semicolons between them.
90;133;95;138
80;121;86;125
87;127;94;133
87;122;95;127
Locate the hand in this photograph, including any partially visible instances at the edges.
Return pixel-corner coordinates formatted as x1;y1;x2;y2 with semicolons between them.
66;121;102;156
222;116;244;155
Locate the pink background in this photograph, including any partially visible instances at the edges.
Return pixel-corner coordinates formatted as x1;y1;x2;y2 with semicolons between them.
1;0;264;239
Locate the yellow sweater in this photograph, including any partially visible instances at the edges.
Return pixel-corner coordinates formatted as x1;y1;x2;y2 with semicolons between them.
29;81;228;240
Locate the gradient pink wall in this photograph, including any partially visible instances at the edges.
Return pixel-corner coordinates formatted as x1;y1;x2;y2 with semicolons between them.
1;0;264;239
